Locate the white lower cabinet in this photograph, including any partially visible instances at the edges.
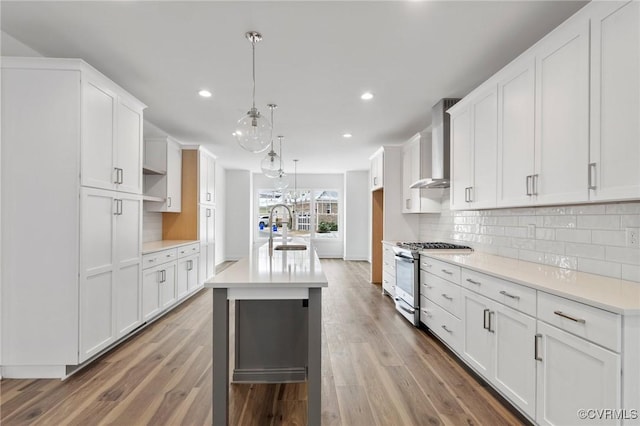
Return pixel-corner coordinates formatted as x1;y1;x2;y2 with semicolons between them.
382;242;396;297
461;289;536;419
535;321;620;426
142;248;177;320
177;253;199;299
80;188;142;362
419;254;635;425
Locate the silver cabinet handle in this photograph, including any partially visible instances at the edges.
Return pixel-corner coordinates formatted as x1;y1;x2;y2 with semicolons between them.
488;311;495;333
207;192;212;201
468;187;473;203
553;310;586;324
532;174;539;196
114;199;119;216
187;260;193;271
588;163;597;190
441;325;453;333
114;168;123;184
422;262;432;269
526;175;532;196
441;269;453;275
466;278;481;286
483;308;490;330
499;290;520;300
373;177;378;186
441;293;453;301
464;187;469;202
206;208;211;217
167;197;172;207
113;199;123;215
421;309;432;317
422;283;433;289
534;333;543;361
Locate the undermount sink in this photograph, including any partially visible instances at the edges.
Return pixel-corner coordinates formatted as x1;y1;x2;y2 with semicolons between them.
274;244;307;251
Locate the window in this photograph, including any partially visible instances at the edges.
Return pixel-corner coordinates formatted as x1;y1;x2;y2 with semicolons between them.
256;188;340;240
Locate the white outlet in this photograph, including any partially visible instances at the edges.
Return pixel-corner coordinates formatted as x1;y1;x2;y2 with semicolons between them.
626;228;640;247
527;224;536;238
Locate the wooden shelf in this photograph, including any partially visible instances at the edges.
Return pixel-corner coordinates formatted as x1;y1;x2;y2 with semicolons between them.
143;195;165;203
142;165;166;175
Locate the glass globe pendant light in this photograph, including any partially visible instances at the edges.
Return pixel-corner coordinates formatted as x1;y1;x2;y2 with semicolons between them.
234;31;271;153
273;136;290;190
260;104;281;178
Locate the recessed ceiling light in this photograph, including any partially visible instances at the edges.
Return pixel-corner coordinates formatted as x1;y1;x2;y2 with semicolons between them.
343;133;353;138
198;89;212;98
360;92;374;100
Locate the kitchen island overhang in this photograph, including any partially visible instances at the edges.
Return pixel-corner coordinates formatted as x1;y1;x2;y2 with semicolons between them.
205;242;328;426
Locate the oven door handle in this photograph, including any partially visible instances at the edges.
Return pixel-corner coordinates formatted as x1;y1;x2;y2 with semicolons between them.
394;255;415;263
394;298;416;314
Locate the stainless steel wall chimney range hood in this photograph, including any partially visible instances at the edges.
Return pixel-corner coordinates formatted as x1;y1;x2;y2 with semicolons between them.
410;98;460;189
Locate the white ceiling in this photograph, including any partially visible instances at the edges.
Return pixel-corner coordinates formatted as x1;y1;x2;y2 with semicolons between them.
1;1;587;174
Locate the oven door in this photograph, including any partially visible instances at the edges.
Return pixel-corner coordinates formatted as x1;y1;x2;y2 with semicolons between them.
394;253;419;325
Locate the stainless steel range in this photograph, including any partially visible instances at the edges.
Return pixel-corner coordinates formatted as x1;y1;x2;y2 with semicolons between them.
393;242;472;326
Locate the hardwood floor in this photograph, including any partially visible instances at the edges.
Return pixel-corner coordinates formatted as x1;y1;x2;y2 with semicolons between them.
0;259;528;425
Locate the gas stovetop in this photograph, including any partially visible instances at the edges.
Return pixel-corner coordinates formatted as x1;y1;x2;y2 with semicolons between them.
395;242;473;252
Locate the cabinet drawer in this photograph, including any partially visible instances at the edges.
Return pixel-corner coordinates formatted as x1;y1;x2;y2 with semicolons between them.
420;256;460;284
420;296;462;354
142;248;177;269
537;292;621;352
382;244;396;273
178;243;200;259
461;269;536;317
420;270;462;318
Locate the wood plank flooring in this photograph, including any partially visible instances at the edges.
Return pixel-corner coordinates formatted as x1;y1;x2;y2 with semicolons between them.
0;259;529;425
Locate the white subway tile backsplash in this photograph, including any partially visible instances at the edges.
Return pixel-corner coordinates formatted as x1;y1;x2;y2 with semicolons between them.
591;230;627;247
565;242;605;260
606;246;640;265
577;215;621;230
543;215;577;228
622;264;640;282
621;215;640;228
544;254;577;269
535;228;556;240
419;194;640;282
535;240;565;255
555;229;591;243
577;258;622;278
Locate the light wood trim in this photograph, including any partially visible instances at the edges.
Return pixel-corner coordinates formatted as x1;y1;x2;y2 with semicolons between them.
371;188;384;284
162;149;198;240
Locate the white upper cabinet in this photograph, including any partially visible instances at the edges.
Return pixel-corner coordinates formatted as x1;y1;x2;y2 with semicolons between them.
144;137;182;212
199;149;216;205
370;149;384;191
81;73;145;195
534;15;590;206
589;1;640;202
402;133;441;213
450;84;498;210
496;55;536;208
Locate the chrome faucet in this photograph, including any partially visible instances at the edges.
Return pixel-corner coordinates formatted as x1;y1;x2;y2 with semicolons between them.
268;204;293;256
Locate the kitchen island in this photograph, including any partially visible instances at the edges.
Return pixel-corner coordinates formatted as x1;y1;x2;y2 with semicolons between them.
205;242;328;426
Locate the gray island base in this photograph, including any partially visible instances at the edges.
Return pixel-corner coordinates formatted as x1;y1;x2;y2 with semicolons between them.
206;243;328;426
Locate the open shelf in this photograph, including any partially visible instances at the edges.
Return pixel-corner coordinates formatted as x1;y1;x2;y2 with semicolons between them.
143;195;165;202
142;165;166;175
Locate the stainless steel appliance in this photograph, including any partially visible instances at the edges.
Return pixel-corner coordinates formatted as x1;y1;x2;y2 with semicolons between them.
393;242;472;326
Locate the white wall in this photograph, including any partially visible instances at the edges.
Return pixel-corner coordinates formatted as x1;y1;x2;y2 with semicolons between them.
419;192;640;283
253;173;345;258
344;170;370;260
1;31;43;57
225;169;251;260
215;162;226;265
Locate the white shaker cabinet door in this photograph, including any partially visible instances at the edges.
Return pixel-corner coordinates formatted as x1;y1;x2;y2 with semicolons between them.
497;55;536;208
589;0;640;202
177;257;190;299
115;195;142;337
81;79;116;191
160;262;177;309
461;290;494;378
534;16;590;206
187;255;200;292
492;305;536;420
536;321;621;426
115;98;143;195
470;86;498;209
142;267;162;321
79;188;116;361
449;104;473;210
166;140;182;212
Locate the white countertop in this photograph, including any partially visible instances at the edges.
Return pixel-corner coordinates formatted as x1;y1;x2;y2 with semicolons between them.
205;242;328;289
142;240;199;254
421;251;640;315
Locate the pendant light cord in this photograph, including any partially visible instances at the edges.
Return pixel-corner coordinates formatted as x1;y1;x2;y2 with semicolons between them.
252;40;256;110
